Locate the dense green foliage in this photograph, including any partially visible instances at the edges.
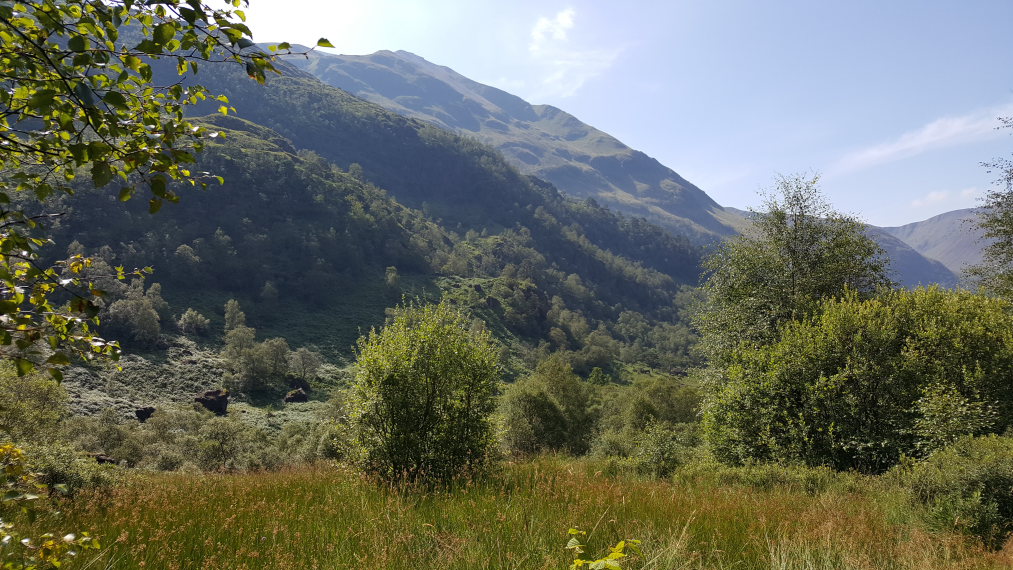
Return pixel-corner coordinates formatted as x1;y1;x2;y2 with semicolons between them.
696;174;889;365
0;365;67;444
704;287;1013;472
0;444;100;569
895;434;1013;547
499;355;597;456
350;301;500;482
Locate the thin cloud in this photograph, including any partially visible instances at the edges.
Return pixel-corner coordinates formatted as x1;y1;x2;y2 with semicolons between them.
530;8;575;54
832;104;1013;175
910;187;981;210
526;8;621;99
910;190;949;208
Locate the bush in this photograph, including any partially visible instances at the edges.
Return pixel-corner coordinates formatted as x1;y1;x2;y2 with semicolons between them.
178;308;211;336
349;300;500;483
499;355;597;456
894;434;1013;547
21;442;117;495
0;365;69;444
631;421;699;478
705;287;1013;472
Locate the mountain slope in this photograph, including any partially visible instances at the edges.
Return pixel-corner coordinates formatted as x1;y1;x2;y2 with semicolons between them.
864;228;959;288
880;208;987;276
288;49;738;242
35;57;708;377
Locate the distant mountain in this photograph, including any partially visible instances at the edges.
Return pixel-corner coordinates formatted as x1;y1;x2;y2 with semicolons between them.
864;228;959;288
880;208;987;277
287;49;739;243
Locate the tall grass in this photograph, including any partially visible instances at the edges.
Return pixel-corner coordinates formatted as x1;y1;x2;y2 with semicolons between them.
38;457;1012;569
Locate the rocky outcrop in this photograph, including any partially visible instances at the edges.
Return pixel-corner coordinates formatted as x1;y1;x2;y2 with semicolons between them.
195;389;229;416
135;407;156;423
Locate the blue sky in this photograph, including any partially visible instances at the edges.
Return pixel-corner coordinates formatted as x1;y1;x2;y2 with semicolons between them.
241;1;1013;227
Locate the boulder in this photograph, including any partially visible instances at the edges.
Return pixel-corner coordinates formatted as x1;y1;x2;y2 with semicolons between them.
195;389;229;416
283;388;309;403
135;406;156;423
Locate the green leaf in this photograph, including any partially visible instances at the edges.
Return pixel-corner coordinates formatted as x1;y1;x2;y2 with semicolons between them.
237;38;255;49
28;89;56;109
150;175;167;197
91;161;113;187
74;82;95;106
103;90;128;109
317;38;335;48
153;22;175;46
46;352;71;366
149;197;163;214
48;368;64;382
14;358;33;376
69;35;86;52
124;54;143;71
118;187;133;202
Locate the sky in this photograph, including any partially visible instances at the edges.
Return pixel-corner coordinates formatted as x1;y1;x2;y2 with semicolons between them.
239;1;1013;227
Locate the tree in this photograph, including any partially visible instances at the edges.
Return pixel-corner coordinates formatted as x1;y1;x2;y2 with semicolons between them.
349;300;500;483
499;354;597;456
0;0;331;375
695;174;890;364
704;287;1013;472
970;117;1013;296
177;307;210;336
223;298;246;331
288;346;323;382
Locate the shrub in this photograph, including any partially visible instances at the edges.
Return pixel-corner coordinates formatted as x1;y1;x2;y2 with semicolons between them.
349;300;500;483
21;442;117;495
631;421;699;478
0;365;68;444
894;434;1013;547
0;444;100;567
499;355;597;456
705;287;1013;472
675;454;859;495
178;308;212;336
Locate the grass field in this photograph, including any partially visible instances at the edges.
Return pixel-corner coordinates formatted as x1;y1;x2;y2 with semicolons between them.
35;457;1013;569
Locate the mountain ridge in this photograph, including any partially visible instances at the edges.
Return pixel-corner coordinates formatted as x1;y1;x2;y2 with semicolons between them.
287;49;740;242
880;208;987;277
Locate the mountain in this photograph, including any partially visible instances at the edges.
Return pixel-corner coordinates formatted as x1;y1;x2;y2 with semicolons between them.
286;49;739;242
289;49;972;287
880;208;987;277
864;228;959;288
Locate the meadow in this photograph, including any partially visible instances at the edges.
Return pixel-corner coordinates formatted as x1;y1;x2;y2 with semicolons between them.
35;457;1012;570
